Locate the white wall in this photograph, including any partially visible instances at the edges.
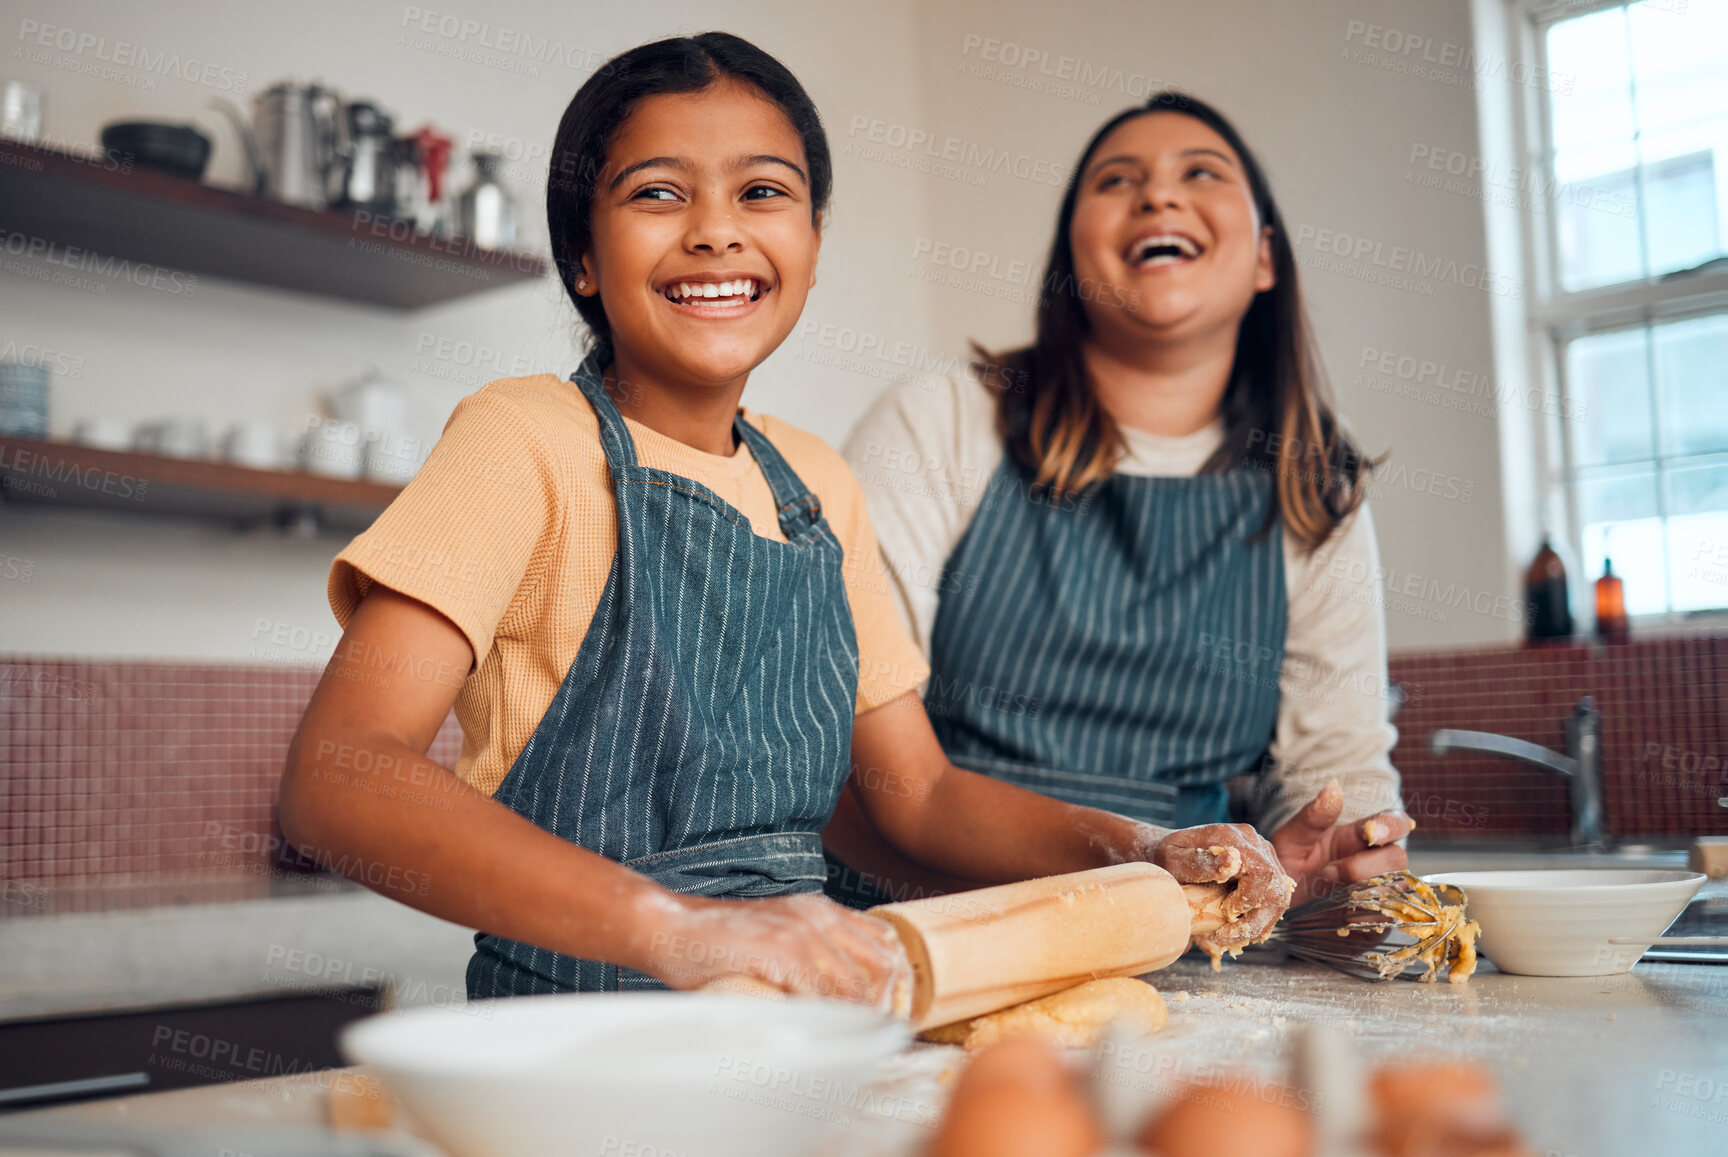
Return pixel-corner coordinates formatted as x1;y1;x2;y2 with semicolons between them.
2;0;1521;657
1;0;937;659
905;0;1517;649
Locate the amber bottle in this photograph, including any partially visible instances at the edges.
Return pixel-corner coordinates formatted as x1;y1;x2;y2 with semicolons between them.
1525;537;1574;640
1595;557;1629;643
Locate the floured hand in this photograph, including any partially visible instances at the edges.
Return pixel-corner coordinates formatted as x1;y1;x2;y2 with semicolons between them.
1151;822;1292;949
637;891;913;1018
1271;779;1414;906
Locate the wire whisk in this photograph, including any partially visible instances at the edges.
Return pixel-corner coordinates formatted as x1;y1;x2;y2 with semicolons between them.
1258;870;1481;982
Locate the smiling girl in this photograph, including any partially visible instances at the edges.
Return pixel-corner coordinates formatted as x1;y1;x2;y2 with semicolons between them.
281;40;1294;1005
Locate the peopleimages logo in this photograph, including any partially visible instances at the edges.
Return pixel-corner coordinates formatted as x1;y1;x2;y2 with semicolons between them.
1406;144;1637;220
958;33;1181;102
1321;557;1531;626
397;7;615;75
1340;19;1574;95
846;116;1069;187
710;1054;937;1128
0;442;150;502
15;19;249;92
0;229;199;296
1293;225;1523;300
1356;345;1586;423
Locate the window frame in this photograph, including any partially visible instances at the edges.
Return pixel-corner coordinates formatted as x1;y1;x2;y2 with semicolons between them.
1512;0;1728;625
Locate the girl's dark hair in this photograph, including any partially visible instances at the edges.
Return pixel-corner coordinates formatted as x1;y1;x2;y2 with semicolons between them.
545;32;832;352
978;91;1375;552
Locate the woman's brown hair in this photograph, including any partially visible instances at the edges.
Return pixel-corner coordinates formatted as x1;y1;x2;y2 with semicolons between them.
979;91;1375;552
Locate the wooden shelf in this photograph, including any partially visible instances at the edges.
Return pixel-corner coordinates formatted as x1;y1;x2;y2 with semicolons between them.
0;140;547;309
0;436;401;532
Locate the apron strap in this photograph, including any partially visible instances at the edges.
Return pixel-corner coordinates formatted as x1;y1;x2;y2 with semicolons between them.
735;420;825;538
570;352;824;538
569;350;641;471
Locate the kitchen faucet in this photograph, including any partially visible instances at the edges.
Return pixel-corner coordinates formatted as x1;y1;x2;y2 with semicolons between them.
1428;696;1605;849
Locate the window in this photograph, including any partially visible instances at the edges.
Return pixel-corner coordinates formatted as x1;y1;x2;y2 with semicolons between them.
1528;0;1728;617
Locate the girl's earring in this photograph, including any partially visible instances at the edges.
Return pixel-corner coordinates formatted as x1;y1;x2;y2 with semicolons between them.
577;278;588;291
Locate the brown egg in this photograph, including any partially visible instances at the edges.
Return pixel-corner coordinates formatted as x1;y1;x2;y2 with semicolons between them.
1371;1062;1515;1157
1139;1079;1313;1157
928;1035;1102;1157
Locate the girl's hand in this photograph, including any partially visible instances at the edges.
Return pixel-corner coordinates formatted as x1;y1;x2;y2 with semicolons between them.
1270;780;1415;906
638;892;914;1018
1151;822;1293;948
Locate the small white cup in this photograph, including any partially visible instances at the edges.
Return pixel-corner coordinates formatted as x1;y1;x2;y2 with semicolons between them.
298;418;365;479
139;417;210;459
72;417;134;451
333;379;409;436
219;421;289;470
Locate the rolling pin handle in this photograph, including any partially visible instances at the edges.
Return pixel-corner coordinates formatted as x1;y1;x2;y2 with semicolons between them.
1181;883;1231;935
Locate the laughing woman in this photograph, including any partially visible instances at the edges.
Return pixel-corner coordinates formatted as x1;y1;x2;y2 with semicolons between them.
826;92;1414;910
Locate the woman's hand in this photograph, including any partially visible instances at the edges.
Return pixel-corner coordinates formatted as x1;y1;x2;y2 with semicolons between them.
1151;822;1293;948
1270;780;1414;906
637;891;914;1017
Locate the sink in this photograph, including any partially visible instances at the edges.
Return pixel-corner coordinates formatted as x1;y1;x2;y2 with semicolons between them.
1407;841;1692;875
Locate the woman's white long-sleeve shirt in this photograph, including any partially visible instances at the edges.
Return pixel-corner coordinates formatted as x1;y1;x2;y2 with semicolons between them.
843;370;1403;836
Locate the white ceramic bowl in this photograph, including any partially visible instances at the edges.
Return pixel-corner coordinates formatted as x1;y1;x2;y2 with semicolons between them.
341;992;910;1157
1425;869;1706;977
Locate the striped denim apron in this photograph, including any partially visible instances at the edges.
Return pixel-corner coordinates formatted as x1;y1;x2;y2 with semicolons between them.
822;462;1285;918
466;352;859;998
928;457;1285;826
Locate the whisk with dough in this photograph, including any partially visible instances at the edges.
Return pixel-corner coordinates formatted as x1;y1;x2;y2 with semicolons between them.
1246;870;1481;983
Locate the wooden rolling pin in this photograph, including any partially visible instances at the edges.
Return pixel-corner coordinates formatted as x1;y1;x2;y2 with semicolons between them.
874;862;1228;1030
703;863;1229;1031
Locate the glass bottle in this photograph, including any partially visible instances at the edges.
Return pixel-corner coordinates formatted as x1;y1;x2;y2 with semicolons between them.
1525;536;1574;641
458;151;516;251
1594;557;1629;643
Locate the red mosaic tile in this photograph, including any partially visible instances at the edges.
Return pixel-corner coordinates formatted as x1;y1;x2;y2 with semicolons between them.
1390;634;1728;840
2;658;463;891
2;636;1723;896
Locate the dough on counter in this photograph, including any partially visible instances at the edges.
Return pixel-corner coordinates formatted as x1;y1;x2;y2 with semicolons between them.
920;977;1167;1052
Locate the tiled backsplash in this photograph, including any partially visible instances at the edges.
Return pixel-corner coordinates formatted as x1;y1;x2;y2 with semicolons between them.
1389;634;1727;840
1;661;460;913
3;635;1723;913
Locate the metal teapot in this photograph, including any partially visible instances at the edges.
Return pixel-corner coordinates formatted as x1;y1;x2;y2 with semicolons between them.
210;80;342;209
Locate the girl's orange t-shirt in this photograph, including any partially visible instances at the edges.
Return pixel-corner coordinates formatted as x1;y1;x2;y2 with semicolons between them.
329;373;930;797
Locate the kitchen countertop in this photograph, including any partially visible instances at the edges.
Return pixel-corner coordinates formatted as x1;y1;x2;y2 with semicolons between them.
0;885;474;1021
853;951;1728;1155
13;939;1727;1156
7;848;1721;1154
1;843;1696;1020
10;1067;350;1130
